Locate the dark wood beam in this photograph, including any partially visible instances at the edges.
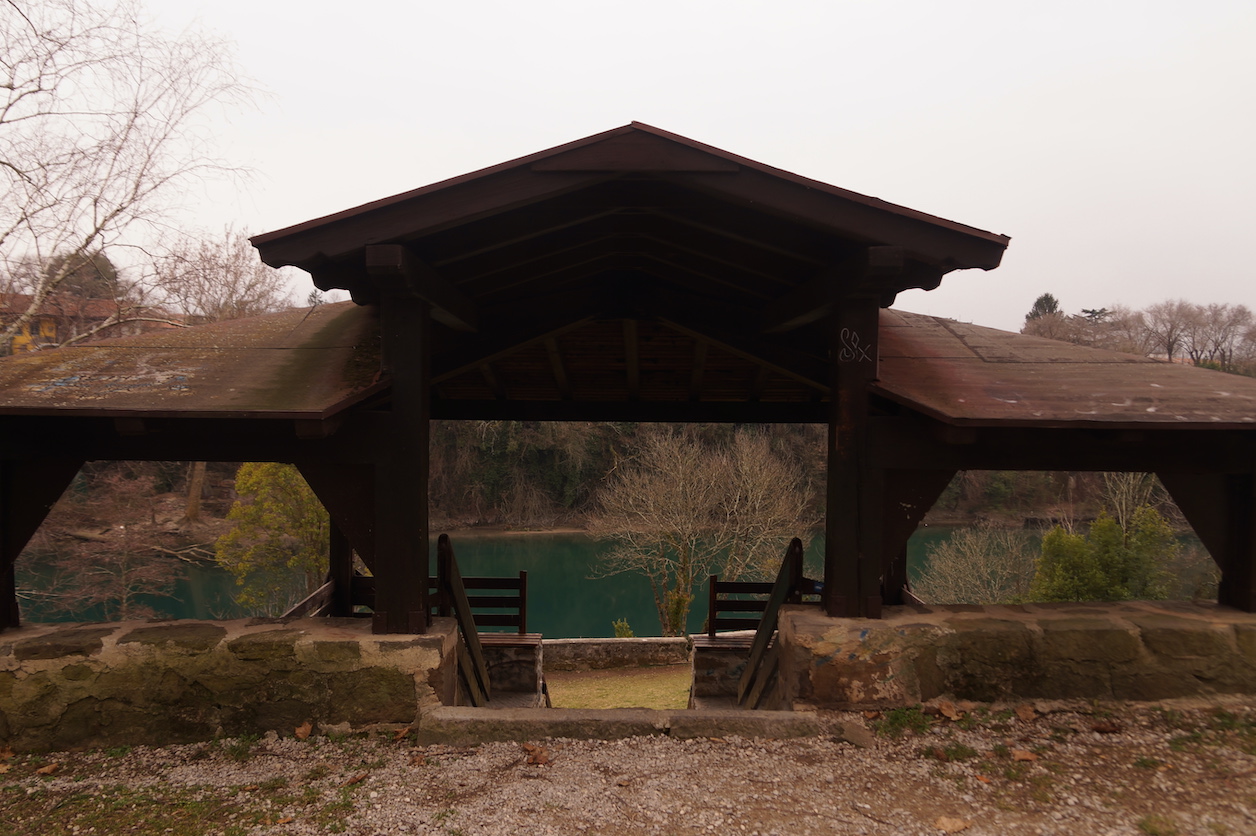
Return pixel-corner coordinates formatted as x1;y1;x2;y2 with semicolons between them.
689;341;708;401
431;398;828;423
297;461;377;572
624;319;640;400
432;315;596;384
824;297;882;618
544;337;573;400
479;363;507;400
371;293;431;634
1159;470;1256;612
254;168;619;267
661;169;1009;271
365;244;479;332
1;458;83;629
761;247;921;334
657;318;830;393
749;365;770;402
880;468;958;604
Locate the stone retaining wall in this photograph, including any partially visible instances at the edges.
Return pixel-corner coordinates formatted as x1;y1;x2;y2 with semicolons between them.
0;617;457;752
543;637;690;670
780;601;1256;709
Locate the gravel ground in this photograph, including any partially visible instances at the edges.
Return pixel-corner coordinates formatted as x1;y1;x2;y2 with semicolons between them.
4;697;1256;835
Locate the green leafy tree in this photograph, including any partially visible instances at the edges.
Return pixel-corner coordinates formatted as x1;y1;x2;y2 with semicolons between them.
1031;507;1175;602
1025;293;1061;322
215;463;328;614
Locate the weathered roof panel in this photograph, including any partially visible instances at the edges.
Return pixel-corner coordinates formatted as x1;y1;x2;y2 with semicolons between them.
0;302;381;419
876;310;1256;428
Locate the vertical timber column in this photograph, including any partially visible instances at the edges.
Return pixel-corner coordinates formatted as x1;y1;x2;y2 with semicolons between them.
1221;472;1256;611
0;458;83;631
0;461;14;629
329;521;353;617
824;297;882;618
373;293;432;634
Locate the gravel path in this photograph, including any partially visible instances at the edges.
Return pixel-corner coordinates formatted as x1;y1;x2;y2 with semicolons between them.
5;697;1256;835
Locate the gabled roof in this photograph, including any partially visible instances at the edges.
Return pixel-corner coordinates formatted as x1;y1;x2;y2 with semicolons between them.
252;123;1010;330
876;310;1256;429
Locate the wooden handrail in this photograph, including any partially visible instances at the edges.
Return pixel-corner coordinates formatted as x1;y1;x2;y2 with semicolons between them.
437;534;492;706
736;537;806;708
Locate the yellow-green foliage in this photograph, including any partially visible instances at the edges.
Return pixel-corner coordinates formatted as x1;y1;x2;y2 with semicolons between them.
215;463;328;614
1031;506;1175;602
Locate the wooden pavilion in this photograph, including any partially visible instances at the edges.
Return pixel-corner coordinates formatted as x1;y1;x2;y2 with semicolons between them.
2;123;1255;635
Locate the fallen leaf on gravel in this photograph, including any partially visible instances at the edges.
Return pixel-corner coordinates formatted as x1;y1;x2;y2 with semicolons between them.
616;778;631;787
35;763;59;775
276;817;294;824
708;737;727;743
938;701;963;721
0;746;13;761
341;772;369;787
975;775;992;783
1091;720;1123;734
1011;750;1038;762
241;784;260;791
1014;704;1037;722
0;765;9;774
393;727;411;743
956;701;980;712
934;815;971;833
863;711;882;720
294;721;312;740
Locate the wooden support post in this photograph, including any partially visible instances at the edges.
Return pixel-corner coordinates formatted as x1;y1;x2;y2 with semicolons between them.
1221;473;1256;611
0;459;83;630
329;520;353;617
1160;470;1256;611
880;468;958;604
824;296;881;618
371;290;432;634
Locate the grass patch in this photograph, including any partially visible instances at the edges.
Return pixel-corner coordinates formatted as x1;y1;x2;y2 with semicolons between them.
872;706;933;739
544;665;690;709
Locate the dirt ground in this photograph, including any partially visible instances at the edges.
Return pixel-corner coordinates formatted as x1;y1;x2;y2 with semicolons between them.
3;696;1255;835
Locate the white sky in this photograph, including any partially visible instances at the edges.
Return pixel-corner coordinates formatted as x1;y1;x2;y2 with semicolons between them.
144;0;1256;333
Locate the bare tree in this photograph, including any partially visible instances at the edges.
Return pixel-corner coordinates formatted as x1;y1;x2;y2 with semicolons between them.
589;426;810;635
0;0;251;349
154;228;295;324
1142;299;1196;362
912;523;1037;605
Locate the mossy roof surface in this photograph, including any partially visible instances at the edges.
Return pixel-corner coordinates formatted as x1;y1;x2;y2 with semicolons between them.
0;302;381;418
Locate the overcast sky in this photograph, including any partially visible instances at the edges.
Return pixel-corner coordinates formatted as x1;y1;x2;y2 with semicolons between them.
145;0;1255;333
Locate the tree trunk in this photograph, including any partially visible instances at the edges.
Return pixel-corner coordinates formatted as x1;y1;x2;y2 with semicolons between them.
181;461;207;525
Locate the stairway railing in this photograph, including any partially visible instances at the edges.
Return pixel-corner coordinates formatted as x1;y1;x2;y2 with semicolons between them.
735;537;807;709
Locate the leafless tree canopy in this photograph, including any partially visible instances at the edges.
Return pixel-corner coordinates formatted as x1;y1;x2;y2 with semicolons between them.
588;426;811;635
154;229;294;324
1023;296;1256;372
0;0;252;347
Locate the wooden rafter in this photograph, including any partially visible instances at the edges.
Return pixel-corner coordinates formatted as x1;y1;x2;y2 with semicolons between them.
544;337;572;400
624;319;640;400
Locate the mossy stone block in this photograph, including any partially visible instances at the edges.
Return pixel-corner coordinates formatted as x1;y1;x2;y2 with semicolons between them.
227;630;301;662
1129;615;1231;659
1040;618;1141;663
13;627;115;661
119;623;226;652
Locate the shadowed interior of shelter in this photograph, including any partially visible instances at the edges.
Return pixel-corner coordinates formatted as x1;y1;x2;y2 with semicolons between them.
3;122;1256;663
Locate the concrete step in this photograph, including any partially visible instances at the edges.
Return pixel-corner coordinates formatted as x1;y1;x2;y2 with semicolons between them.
416;706;824;745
